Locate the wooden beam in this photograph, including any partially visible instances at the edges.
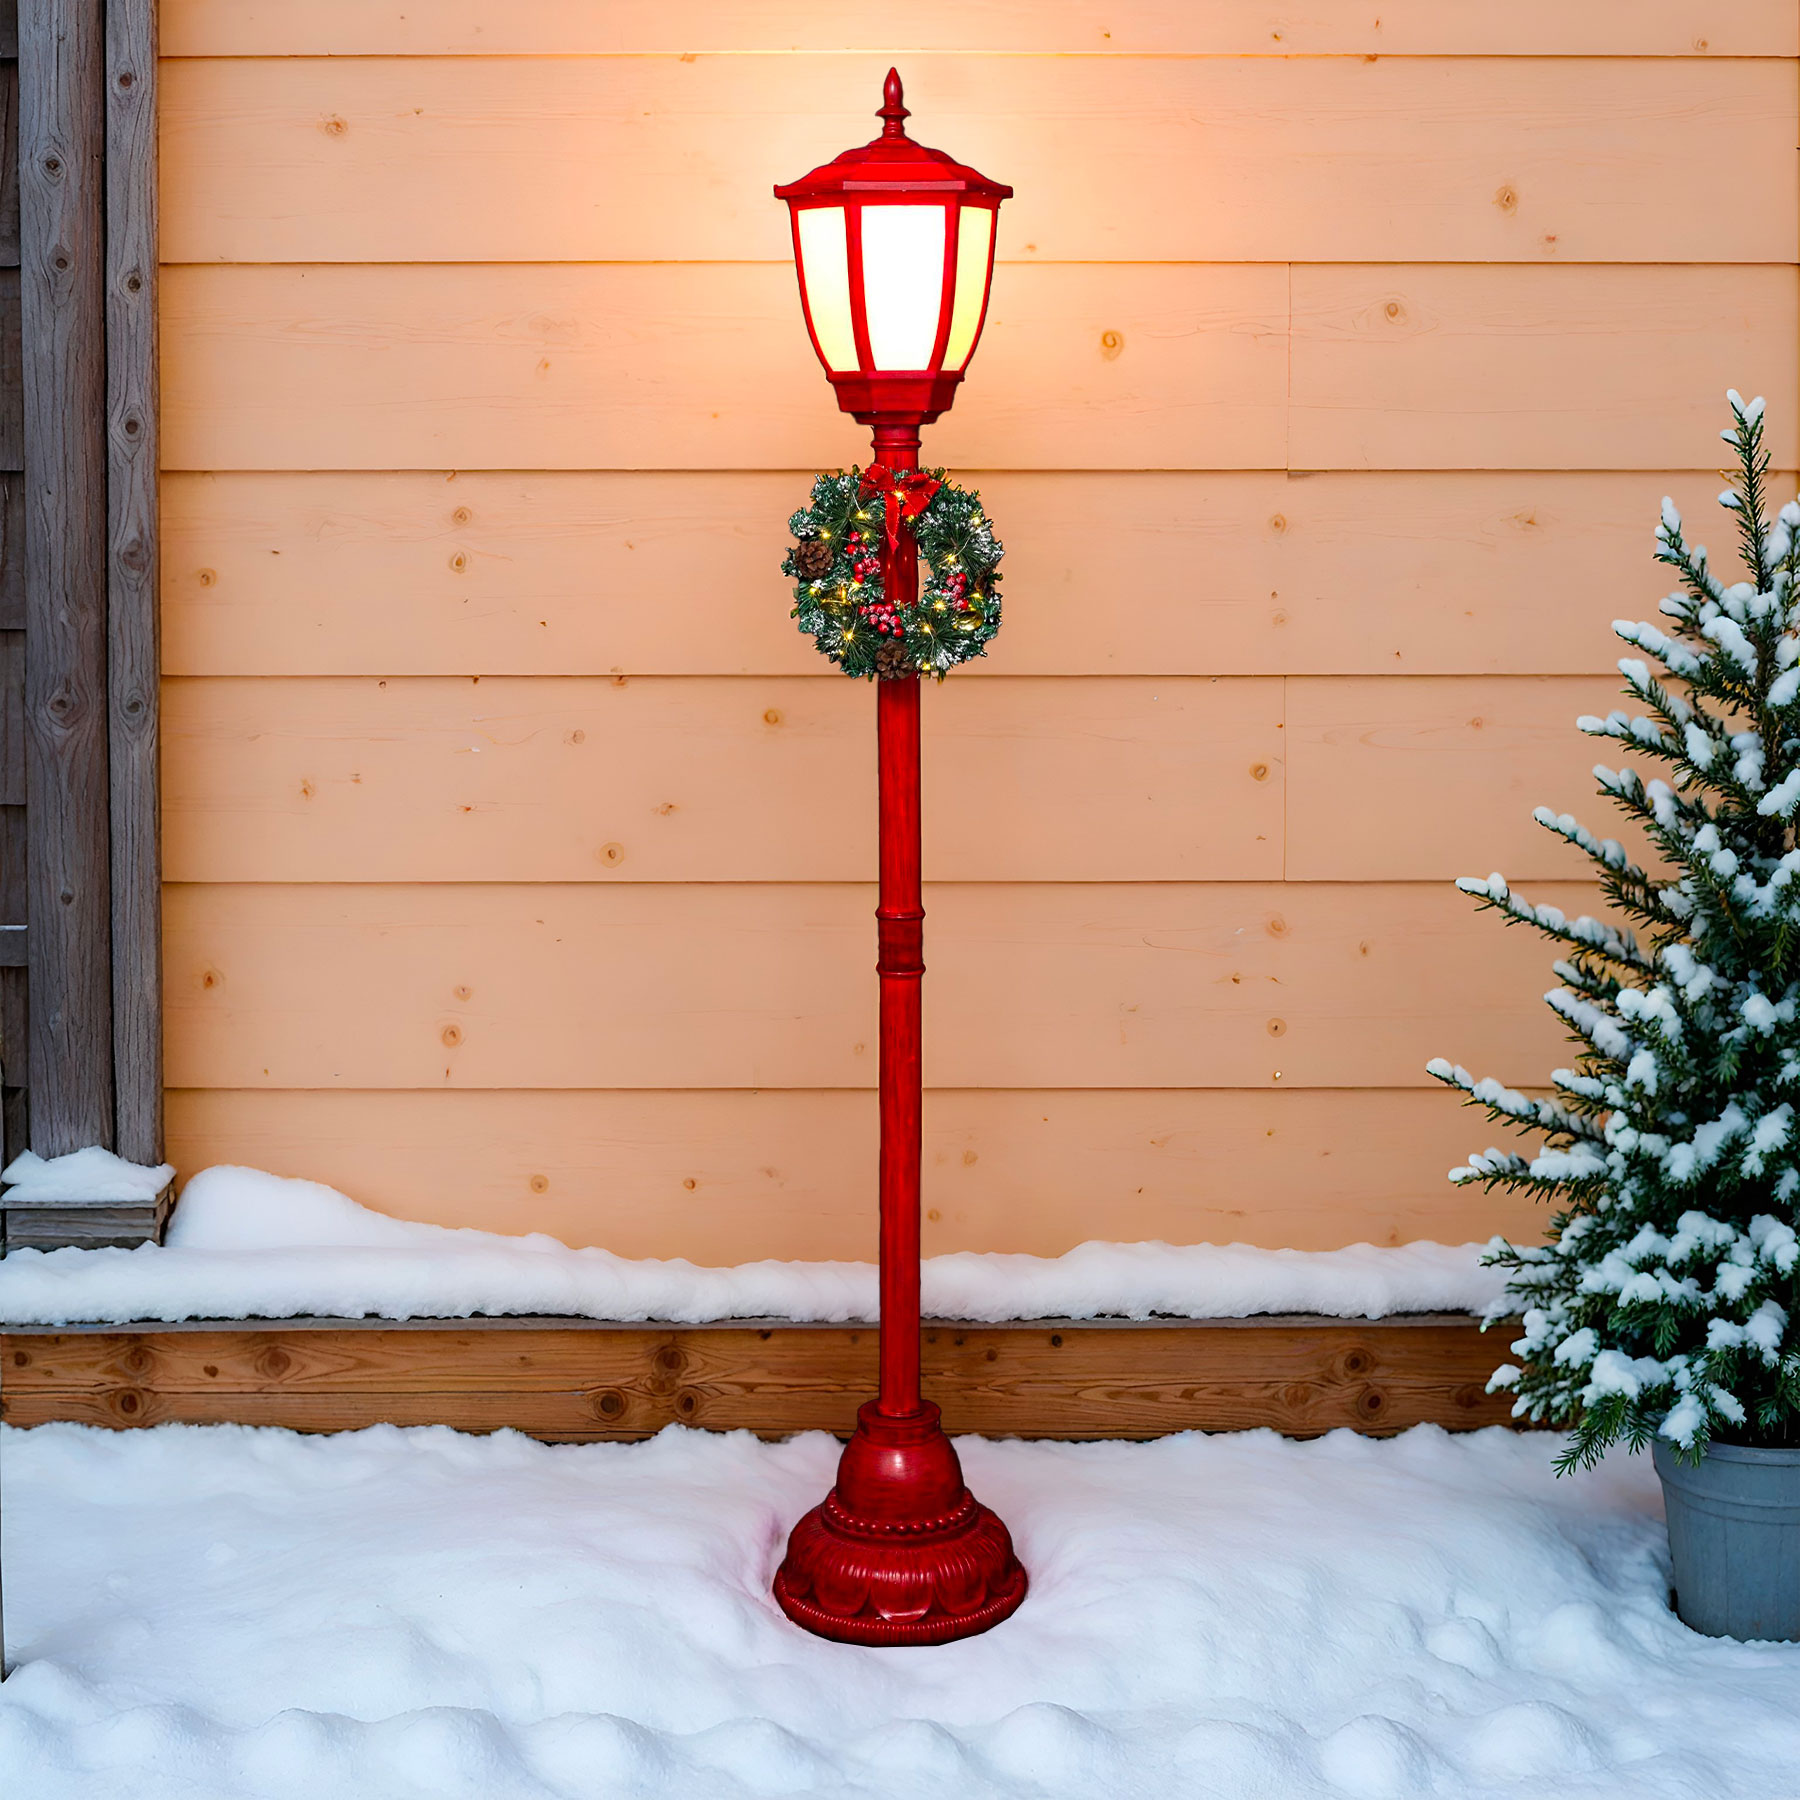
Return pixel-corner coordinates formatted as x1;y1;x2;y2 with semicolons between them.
103;0;157;1164
20;0;112;1154
0;1315;1519;1439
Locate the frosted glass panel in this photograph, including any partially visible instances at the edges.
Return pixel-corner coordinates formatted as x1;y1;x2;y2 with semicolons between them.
796;207;858;373
860;205;947;371
945;208;995;371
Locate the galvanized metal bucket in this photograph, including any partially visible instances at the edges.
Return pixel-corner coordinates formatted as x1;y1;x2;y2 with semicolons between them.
1654;1438;1800;1641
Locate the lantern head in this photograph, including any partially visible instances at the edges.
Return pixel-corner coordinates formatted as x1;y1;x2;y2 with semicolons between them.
776;70;1012;429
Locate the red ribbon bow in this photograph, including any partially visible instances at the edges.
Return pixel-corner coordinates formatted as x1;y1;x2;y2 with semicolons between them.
858;465;942;563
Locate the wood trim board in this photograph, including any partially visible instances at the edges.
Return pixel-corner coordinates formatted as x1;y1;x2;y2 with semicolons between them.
104;0;161;1164
0;1314;1520;1439
20;0;114;1154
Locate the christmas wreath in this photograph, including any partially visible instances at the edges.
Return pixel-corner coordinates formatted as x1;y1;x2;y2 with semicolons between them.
782;467;1003;679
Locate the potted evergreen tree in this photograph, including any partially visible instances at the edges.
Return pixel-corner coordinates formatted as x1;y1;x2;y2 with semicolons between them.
1434;393;1800;1641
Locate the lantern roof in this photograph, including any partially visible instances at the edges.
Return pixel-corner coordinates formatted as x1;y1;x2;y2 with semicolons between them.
775;70;1013;206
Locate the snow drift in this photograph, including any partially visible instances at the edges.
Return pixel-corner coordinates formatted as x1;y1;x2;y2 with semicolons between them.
0;1163;1506;1326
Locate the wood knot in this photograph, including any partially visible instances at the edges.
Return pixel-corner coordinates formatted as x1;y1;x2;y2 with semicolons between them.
1099;329;1124;360
593;1388;626;1419
256;1346;292;1378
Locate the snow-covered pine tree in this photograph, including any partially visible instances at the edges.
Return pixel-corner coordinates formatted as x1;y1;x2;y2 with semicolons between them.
1432;392;1800;1471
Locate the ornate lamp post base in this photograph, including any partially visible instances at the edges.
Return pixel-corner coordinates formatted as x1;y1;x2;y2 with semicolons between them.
774;1401;1027;1645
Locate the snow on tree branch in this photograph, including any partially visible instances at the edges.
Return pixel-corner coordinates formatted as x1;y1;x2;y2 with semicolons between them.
1436;396;1800;1469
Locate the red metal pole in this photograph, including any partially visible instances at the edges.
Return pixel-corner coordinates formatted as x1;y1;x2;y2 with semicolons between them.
771;424;1026;1646
872;424;924;1417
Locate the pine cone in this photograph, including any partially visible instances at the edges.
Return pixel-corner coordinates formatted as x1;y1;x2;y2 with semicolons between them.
874;635;914;679
791;538;834;580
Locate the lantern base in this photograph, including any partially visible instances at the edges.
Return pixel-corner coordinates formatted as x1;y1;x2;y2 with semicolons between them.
828;369;964;430
773;1400;1027;1645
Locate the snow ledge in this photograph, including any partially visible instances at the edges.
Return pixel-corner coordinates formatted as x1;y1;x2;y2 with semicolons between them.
0;1165;1509;1328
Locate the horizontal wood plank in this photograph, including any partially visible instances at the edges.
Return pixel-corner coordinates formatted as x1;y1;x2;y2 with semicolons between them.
157;0;1799;57
161;673;1643;883
1286;675;1657;882
160;469;1787;678
160;56;1797;266
162;880;1590;1090
0;1318;1518;1438
162;263;1796;472
162;675;1286;882
162;1086;1545;1260
1290;264;1800;470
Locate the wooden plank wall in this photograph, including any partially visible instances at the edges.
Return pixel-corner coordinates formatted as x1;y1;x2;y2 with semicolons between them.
153;3;1800;1263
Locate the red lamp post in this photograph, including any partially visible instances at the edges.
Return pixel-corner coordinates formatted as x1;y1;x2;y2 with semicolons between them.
770;71;1028;1646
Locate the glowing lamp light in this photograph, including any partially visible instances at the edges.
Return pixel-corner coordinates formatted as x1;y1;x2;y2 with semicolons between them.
776;70;1012;427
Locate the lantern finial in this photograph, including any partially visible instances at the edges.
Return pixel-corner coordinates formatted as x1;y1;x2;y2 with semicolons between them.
878;68;909;139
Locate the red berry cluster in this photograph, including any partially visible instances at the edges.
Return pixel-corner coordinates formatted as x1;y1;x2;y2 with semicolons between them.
944;568;974;612
859;598;905;637
846;529;883;584
847;529;905;636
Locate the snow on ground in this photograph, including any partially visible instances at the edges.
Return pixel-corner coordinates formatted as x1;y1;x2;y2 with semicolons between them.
0;1164;1505;1325
1;1421;1795;1800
